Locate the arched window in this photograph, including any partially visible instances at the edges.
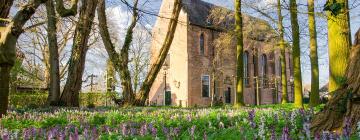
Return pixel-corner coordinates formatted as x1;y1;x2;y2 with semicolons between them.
200;33;205;55
243;51;249;86
261;54;267;87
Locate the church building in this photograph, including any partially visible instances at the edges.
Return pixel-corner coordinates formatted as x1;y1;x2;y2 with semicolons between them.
149;0;294;107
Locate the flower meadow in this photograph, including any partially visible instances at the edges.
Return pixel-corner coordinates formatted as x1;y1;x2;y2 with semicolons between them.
0;105;359;140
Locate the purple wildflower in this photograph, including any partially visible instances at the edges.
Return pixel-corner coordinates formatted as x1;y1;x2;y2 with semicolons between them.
203;131;207;140
130;127;137;136
70;127;78;140
57;130;65;140
303;120;311;139
248;109;256;128
140;124;148;136
23;128;30;140
122;124;128;136
151;126;157;137
83;127;89;139
173;127;180;137
91;127;98;140
314;133;320;140
321;131;329;140
342;117;351;139
162;126;169;138
281;126;290;140
2;131;9;140
190;125;196;137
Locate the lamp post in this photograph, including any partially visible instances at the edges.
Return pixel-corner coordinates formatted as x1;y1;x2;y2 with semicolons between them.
163;63;169;106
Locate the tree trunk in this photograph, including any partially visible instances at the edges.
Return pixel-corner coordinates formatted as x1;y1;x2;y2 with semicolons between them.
46;0;61;106
135;0;182;106
0;0;47;117
277;0;288;104
289;0;303;108
311;28;360;134
234;0;245;107
60;0;97;107
327;0;351;93
97;0;139;105
0;66;11;118
307;0;320;107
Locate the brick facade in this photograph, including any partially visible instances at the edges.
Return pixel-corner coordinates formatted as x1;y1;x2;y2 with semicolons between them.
149;0;293;107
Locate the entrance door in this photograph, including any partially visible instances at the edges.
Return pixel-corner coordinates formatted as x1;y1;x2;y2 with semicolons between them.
165;91;171;106
225;87;231;104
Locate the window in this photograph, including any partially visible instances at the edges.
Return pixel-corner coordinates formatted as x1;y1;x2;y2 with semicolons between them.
261;54;268;87
200;33;205;55
165;54;170;67
243;51;249;86
202;75;210;97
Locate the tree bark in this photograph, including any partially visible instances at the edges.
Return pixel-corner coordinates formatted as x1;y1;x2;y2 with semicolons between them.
0;66;11;118
276;0;288;104
97;0;139;105
327;0;351;93
0;0;47;117
46;0;61;105
60;0;97;107
234;0;245;106
307;0;320;107
289;0;303;108
311;28;360;134
135;0;182;106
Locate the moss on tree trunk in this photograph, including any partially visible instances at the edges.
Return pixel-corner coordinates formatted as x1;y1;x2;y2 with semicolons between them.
327;0;351;93
276;0;288;104
234;0;245;107
290;0;303;108
307;0;320;107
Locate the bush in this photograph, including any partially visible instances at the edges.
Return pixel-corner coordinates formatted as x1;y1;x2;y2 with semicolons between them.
9;92;117;109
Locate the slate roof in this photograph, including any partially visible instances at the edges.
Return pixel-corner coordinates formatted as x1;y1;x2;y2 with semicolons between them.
181;0;278;42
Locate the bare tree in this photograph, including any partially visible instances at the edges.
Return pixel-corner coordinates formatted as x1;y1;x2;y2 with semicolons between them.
60;0;98;106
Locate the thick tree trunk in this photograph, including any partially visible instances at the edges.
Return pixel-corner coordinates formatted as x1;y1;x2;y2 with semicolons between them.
311;29;360;134
307;0;320;107
46;0;61;105
327;0;351;93
289;0;303;108
234;0;245;106
0;0;13;118
0;0;47;117
60;0;97;107
135;0;182;106
97;0;138;105
0;66;11;118
276;0;288;104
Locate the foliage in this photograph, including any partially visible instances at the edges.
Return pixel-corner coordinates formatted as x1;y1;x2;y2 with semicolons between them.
324;0;345;16
1;105;357;139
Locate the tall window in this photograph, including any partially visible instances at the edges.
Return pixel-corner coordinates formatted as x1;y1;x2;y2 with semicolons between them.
200;33;205;55
202;75;210;97
243;51;249;86
261;54;268;87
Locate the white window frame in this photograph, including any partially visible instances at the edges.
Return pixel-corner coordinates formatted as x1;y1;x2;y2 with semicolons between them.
201;75;210;98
